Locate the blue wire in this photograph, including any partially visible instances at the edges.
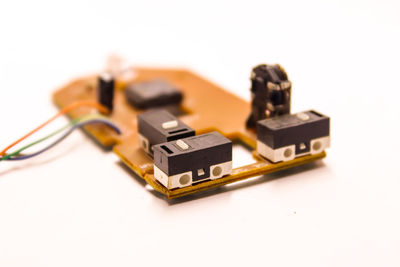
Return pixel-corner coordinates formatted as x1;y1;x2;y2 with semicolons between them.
4;119;121;161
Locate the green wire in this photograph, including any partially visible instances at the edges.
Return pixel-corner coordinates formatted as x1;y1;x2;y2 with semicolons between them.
0;114;109;161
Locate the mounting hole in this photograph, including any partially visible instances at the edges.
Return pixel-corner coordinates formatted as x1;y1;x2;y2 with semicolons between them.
212;166;222;177
313;141;322;151
284;148;293;158
179;174;191;186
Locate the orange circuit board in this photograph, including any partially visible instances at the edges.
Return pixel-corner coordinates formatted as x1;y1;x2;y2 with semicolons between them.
53;67;326;199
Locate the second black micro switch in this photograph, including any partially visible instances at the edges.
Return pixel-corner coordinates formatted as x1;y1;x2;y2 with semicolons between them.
137;109;195;155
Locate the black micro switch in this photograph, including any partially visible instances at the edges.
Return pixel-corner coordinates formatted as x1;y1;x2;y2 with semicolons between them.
137;109;195;155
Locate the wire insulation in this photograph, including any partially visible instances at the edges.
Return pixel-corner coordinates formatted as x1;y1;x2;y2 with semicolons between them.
2;118;121;161
1;114;112;161
0;101;109;157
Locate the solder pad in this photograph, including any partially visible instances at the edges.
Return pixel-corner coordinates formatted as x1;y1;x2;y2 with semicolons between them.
53;67;326;199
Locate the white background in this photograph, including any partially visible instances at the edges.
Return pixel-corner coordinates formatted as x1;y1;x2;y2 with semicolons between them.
0;0;399;266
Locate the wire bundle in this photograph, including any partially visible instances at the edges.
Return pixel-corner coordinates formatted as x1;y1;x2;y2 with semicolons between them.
0;101;121;162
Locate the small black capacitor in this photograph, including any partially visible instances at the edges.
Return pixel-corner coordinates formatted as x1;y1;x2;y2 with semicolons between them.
98;72;115;113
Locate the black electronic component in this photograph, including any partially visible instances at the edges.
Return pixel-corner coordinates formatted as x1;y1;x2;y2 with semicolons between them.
153;131;232;189
256;110;330;163
246;64;291;128
125;79;183;109
98;72;115;113
137;109;195;155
